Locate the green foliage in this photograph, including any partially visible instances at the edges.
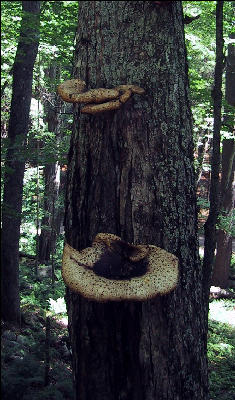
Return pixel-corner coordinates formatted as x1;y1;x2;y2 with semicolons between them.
20;166;66;258
231;254;235;267
40;1;78;70
1;1;78;84
1;1;22;89
217;210;235;237
1;116;71;167
19;231;66;312
197;196;210;210
1;1;76;172
26;129;71;165
22;167;44;221
2;231;72;399
183;1;234;137
1;355;72;400
208;317;235;400
1;315;73;400
20;267;66;312
1;354;44;400
19;167;66;311
183;1;216;125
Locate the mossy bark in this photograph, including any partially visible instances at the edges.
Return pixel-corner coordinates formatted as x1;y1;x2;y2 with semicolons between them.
64;2;208;399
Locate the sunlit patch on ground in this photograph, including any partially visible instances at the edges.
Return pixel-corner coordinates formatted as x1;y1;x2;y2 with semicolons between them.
209;300;235;326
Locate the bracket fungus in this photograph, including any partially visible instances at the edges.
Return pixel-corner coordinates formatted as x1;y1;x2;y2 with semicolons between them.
57;79;145;114
62;233;179;302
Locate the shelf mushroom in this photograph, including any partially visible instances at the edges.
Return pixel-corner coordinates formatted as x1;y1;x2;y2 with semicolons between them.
57;79;145;114
62;233;179;302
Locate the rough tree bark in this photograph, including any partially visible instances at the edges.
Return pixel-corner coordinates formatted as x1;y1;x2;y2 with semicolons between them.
1;1;40;325
64;2;208;399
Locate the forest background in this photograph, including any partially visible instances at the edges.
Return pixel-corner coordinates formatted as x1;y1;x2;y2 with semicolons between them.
1;1;235;400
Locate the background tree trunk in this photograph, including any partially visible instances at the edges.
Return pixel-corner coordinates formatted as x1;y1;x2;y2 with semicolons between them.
212;140;234;287
39;64;63;264
225;32;235;107
211;26;234;289
203;1;224;295
39;163;60;264
1;1;40;325
64;2;208;399
196;132;209;187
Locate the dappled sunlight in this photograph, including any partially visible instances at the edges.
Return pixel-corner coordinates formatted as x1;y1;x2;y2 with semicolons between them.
209;300;235;326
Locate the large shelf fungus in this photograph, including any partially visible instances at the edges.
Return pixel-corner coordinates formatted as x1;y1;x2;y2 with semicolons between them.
57;79;145;114
62;233;179;302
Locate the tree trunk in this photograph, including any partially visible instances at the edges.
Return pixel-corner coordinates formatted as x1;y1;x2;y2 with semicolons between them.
64;2;208;399
212;33;235;288
212;139;234;287
1;1;40;325
213;229;232;287
203;1;224;295
39;163;60;264
39;64;62;264
196;132;209;187
225;32;235;107
210;24;235;291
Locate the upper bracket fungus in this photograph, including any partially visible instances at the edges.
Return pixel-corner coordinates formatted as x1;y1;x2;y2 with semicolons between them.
62;233;179;302
57;79;145;114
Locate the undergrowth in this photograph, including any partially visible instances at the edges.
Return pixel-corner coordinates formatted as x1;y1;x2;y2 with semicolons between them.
1;241;73;400
208;318;235;400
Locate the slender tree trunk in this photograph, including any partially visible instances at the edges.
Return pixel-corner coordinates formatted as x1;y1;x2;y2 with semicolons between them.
39;163;60;264
35;147;41;277
196;132;209;187
212;139;234;287
213;229;232;287
212;33;235;287
1;1;40;325
39;64;61;264
44;316;51;386
225;32;235;107
203;1;224;295
64;2;208;399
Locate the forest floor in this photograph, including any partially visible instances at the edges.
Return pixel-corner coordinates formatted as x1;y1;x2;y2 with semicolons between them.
1;253;235;400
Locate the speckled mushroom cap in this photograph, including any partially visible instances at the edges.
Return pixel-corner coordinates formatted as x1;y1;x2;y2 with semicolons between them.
57;79;145;114
57;79;86;103
62;233;179;302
